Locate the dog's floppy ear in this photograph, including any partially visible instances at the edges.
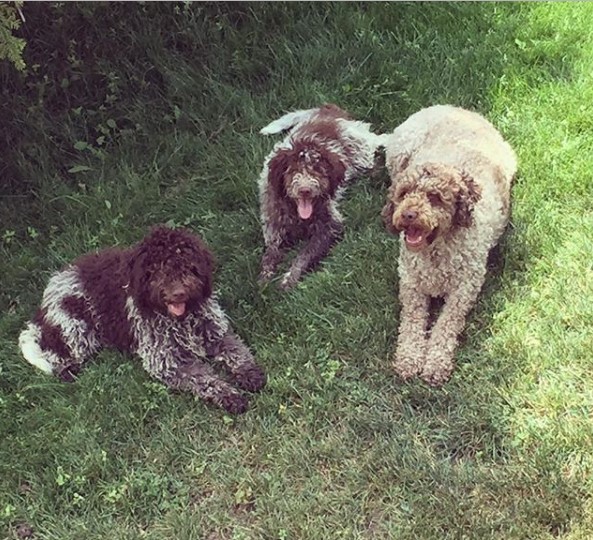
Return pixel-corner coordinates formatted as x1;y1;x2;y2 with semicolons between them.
381;184;398;235
186;231;215;300
127;242;150;301
323;151;347;196
267;150;292;199
454;171;482;228
126;226;170;300
386;151;411;177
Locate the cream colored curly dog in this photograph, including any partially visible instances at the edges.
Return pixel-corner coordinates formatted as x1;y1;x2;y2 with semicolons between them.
382;105;517;386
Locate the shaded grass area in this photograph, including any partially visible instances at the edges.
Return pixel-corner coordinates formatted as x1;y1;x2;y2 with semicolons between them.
1;2;593;538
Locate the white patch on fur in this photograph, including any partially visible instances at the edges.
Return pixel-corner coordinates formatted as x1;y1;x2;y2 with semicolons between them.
40;268;100;361
280;271;292;288
125;296;229;379
19;322;56;373
337;119;387;176
328;197;343;224
19;267;101;375
260;108;320;135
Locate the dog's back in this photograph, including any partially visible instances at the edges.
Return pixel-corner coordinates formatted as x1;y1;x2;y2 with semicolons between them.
260;104;351;136
388;105;517;209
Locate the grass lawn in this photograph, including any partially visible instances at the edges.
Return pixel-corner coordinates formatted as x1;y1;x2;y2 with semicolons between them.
1;2;593;538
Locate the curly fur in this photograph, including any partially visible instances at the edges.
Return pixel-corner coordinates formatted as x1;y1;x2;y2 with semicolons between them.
382;105;517;386
258;103;386;290
18;226;266;414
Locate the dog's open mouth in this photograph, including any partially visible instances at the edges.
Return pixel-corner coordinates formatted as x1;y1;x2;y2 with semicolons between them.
167;302;186;317
404;227;425;247
297;198;314;220
404;227;436;250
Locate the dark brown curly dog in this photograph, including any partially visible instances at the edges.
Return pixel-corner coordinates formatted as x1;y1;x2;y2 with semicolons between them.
19;226;266;414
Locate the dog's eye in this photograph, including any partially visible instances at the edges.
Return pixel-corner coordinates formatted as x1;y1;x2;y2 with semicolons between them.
396;189;409;200
427;193;443;206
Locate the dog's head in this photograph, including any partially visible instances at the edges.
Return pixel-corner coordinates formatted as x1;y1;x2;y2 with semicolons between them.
382;163;482;251
128;226;214;318
267;137;346;221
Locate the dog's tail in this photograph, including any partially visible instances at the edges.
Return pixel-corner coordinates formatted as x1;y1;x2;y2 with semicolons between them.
19;322;55;374
260;108;320;135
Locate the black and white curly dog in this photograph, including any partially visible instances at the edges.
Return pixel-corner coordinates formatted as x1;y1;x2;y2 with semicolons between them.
18;226;266;414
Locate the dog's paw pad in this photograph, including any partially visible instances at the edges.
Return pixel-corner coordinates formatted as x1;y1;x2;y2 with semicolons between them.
392;355;423;381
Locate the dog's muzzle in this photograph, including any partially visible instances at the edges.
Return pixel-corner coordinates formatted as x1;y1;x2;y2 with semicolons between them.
289;174;321;220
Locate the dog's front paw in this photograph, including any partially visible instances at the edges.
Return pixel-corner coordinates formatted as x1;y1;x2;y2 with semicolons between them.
258;267;274;284
233;364;267;393
393;353;424;381
420;352;455;387
279;271;300;291
393;340;426;381
219;392;249;415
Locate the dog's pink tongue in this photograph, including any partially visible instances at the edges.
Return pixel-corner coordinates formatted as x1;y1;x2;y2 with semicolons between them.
297;198;313;220
167;302;186;317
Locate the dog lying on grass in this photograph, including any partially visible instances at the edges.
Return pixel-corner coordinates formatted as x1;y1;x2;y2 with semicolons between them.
19;226;266;414
258;103;385;290
382;105;517;386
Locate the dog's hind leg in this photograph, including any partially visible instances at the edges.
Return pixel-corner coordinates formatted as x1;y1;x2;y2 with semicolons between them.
19;307;99;382
19;278;101;382
260;108;319;135
19;319;69;378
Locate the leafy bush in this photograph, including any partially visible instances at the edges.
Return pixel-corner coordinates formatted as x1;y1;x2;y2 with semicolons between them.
0;1;25;70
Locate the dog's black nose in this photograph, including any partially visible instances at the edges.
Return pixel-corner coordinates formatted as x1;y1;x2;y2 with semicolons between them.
299;188;313;198
403;210;417;221
170;288;187;303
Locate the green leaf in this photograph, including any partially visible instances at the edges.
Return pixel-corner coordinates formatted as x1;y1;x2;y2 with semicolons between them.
67;165;92;174
73;141;88;151
106;118;117;129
